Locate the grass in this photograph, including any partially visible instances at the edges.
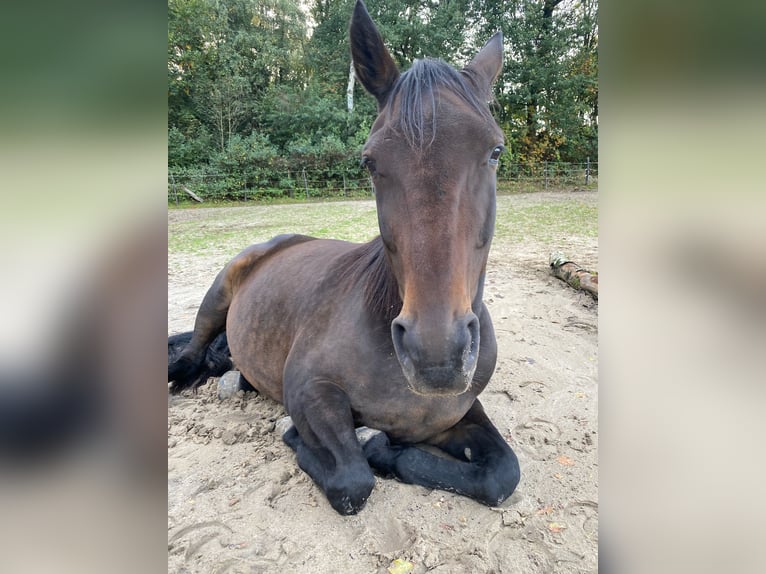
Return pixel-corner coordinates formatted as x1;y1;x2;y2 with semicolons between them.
494;195;598;244
167;192;375;210
168;191;597;260
496;179;598;195
168;201;379;259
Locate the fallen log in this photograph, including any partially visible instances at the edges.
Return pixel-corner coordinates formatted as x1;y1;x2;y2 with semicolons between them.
182;185;204;202
549;252;598;299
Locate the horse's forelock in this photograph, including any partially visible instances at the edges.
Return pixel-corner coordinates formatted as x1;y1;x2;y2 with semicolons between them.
386;58;495;149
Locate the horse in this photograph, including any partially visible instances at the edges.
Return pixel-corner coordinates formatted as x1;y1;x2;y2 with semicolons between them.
168;0;520;515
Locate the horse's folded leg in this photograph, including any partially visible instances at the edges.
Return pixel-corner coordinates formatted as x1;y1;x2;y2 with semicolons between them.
282;381;375;515
364;400;520;507
431;400;520;505
361;431;401;478
285;425;375;515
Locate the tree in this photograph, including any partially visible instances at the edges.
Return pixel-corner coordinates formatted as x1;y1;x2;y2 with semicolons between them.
470;0;598;163
169;0;309;150
167;0;599;199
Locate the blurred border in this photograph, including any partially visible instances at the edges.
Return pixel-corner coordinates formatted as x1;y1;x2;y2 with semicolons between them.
601;1;766;572
2;0;765;572
0;1;168;572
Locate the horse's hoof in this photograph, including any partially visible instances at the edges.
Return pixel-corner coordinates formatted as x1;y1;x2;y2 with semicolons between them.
355;426;382;446
217;370;243;400
275;416;294;437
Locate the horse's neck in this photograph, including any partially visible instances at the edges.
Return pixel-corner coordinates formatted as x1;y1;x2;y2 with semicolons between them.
338;236;402;325
361;236;402;325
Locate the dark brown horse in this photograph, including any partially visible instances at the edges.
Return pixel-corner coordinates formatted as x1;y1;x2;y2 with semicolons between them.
168;0;519;515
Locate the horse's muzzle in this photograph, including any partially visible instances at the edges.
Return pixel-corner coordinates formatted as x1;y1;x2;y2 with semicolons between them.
391;312;480;396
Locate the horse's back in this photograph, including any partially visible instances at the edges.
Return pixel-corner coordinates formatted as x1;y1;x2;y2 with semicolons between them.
228;234;358;298
224;233;317;290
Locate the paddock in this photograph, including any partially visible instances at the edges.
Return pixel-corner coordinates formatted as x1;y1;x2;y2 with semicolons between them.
168;190;598;573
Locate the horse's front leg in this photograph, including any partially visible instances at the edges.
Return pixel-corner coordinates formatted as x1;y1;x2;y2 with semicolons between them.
363;399;520;506
281;380;376;515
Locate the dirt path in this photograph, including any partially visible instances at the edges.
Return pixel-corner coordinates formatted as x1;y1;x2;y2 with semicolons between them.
168;191;598;573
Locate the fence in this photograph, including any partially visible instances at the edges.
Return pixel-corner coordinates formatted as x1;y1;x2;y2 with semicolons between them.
168;160;597;204
499;160;597;192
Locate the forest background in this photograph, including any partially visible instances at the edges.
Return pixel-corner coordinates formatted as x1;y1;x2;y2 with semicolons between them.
168;0;598;200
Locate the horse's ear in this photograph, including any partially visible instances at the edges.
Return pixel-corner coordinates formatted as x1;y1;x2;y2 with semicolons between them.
350;0;400;108
463;32;504;100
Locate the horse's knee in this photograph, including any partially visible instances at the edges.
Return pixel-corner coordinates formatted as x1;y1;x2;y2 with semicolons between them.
361;431;400;476
481;448;520;506
326;465;376;515
281;423;300;451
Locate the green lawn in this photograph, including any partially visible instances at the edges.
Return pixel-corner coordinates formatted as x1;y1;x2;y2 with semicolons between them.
168;192;597;259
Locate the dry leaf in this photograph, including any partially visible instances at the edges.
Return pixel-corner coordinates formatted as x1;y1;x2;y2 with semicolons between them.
548;522;567;533
388;558;414;574
556;455;575;466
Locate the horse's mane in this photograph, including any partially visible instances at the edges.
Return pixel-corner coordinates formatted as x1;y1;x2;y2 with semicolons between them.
387;58;495;149
339;236;402;324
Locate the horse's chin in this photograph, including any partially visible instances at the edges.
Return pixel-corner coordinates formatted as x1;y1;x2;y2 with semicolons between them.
397;345;478;396
403;367;475;397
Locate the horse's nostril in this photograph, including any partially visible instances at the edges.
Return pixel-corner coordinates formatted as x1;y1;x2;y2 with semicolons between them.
391;317;412;360
391;317;418;382
466;315;479;353
459;314;480;364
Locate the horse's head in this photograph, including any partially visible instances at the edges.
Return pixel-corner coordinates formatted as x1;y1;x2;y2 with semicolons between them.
351;1;505;396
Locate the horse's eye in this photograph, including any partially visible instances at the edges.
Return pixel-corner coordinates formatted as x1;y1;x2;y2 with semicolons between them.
361;155;377;175
488;145;505;166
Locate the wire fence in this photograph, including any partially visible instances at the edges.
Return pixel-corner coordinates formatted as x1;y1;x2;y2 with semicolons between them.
168;160;597;204
498;160;598;193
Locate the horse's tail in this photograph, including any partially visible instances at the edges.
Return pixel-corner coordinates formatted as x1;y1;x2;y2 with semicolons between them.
168;261;236;393
168;331;233;393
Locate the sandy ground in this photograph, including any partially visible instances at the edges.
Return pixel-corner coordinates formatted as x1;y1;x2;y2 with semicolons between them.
168;191;598;573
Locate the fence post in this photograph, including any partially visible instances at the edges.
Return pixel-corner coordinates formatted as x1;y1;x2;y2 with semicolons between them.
286;169;291;198
302;168;309;200
343;174;347;197
544;162;548;190
170;173;178;206
585;157;590;186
